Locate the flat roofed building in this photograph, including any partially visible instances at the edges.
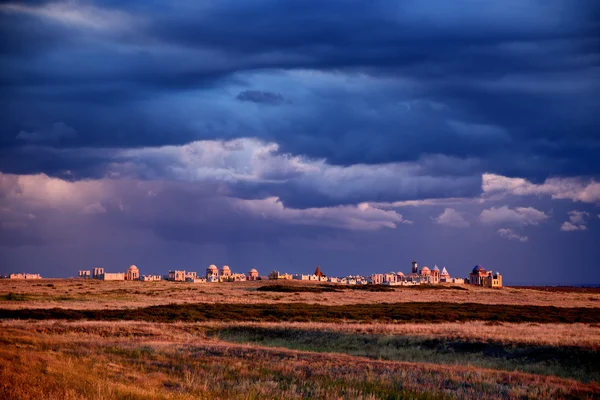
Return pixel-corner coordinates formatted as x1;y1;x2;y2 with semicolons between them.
9;273;42;279
92;267;104;279
140;274;161;281
100;272;125;281
168;270;186;281
78;270;91;278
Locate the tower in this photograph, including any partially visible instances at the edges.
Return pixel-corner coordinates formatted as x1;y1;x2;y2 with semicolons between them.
411;261;418;274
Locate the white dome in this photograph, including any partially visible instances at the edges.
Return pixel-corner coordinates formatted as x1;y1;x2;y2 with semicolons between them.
208;265;218;271
221;265;231;271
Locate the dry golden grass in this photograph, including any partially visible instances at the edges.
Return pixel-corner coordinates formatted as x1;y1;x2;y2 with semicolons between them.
198;321;600;349
2;279;599;310
1;320;599;399
2;319;599;348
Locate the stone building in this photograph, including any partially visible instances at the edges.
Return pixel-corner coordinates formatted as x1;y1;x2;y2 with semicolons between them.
9;273;41;279
126;265;139;281
206;265;219;282
268;270;292;280
92;267;104;279
219;265;231;282
168;270;186;282
247;268;259;280
100;272;125;280
230;273;247;282
469;265;502;288
440;267;450;282
78;270;91;279
140;274;161;281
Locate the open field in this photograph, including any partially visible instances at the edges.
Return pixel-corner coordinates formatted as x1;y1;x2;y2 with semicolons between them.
3;301;600;324
1;320;599;399
2;280;599;399
1;279;600;309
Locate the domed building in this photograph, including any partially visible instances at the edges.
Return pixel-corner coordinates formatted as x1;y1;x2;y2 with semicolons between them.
126;265;139;281
469;265;502;287
248;268;259;281
220;265;231;276
206;265;218;282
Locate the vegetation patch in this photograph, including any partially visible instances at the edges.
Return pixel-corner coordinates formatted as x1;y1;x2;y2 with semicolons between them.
2;302;600;324
511;286;600;294
209;326;600;383
404;285;468;291
256;285;340;293
0;293;29;301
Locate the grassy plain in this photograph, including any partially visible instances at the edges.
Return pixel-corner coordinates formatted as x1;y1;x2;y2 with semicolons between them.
1;279;599;399
1;279;599;309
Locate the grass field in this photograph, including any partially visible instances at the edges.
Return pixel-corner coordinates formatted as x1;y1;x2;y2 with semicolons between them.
1;279;599;309
1;279;599;399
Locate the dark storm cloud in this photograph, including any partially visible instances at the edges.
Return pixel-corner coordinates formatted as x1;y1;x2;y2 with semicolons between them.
0;0;599;183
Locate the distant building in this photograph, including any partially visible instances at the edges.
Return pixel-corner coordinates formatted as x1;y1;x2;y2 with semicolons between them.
469;265;502;288
230;273;247;282
168;270;186;282
126;265;139;281
78;270;91;279
140;274;161;281
440;267;451;282
247;268;259;281
206;265;219;282
185;277;206;283
92;267;104;279
219;265;232;282
185;271;197;280
9;273;41;279
269;270;292;280
314;266;325;277
99;272;125;281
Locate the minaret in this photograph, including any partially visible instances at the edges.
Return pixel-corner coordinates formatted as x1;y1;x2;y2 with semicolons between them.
411;261;418;274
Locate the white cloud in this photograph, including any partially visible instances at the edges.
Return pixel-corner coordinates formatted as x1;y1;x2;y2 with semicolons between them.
0;1;133;31
497;228;528;242
482;173;600;204
480;206;548;226
560;210;590;232
0;172;407;242
111;138;478;205
433;208;470;228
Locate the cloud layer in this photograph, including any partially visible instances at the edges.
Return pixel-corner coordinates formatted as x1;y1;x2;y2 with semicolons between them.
0;1;598;282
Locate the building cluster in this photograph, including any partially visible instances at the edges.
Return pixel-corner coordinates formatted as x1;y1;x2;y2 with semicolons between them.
70;261;502;288
4;273;42;280
78;264;261;283
268;261;502;288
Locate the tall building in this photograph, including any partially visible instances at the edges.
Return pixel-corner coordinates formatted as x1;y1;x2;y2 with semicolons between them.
92;267;104;279
411;261;418;274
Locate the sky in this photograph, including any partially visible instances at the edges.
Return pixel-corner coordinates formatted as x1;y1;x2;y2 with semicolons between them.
0;1;599;284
